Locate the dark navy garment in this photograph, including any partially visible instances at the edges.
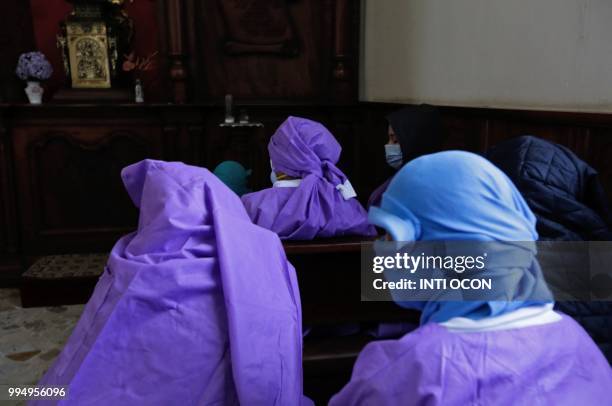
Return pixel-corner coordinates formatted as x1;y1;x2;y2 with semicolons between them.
487;135;612;363
486;135;612;241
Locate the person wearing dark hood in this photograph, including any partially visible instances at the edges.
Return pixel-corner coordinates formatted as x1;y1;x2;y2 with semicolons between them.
486;135;612;363
367;104;447;208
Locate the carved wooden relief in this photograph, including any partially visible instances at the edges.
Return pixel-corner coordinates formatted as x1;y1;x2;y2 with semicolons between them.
218;0;299;56
183;0;336;100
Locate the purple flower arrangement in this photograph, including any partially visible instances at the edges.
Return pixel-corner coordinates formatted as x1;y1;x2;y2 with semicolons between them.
15;52;53;82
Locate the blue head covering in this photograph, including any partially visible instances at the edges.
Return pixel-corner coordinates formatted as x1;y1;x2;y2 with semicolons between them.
368;151;553;324
213;161;252;197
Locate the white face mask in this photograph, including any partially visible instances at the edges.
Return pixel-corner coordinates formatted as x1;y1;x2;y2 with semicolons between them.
385;143;403;169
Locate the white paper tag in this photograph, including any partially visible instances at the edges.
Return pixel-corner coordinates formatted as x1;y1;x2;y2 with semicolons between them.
336;179;357;200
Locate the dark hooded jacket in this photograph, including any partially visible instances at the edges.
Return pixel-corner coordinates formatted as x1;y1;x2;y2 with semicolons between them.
486;135;612;363
367;105;447;208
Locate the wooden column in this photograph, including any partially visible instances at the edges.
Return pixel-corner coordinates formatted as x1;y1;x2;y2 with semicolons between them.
331;0;355;103
165;0;188;103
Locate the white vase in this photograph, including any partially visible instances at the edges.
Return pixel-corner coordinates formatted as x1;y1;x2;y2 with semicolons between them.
24;81;43;104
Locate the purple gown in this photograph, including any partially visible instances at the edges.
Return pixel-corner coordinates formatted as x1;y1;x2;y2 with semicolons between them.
32;160;310;406
330;314;612;405
242;116;376;240
366;177;392;209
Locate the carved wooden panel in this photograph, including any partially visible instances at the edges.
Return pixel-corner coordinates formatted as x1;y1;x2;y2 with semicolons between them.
219;0;299;56
12;125;163;254
185;0;338;101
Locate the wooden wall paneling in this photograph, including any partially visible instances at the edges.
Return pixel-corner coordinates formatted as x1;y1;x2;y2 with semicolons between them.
154;0;171;103
183;0;200;104
201;112;270;191
3;102;612;263
214;126;266;177
200;111;225;168
357;104;612;203
325;106;363;198
11;115;165;256
0;0;35;102
585;127;612;203
440;111;489;153
353;104;397;202
186;124;206;167
160;105;206;164
0;108;20;276
0;110;14;254
338;107;365;199
249;120;276;192
487;118;590;160
162;124;181;161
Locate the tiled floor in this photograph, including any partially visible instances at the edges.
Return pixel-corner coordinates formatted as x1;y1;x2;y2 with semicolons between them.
0;289;84;405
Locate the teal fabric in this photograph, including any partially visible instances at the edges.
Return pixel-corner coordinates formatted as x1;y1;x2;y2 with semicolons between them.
213;161;252;197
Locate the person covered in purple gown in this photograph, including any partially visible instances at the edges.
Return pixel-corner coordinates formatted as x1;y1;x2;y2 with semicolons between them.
331;151;612;406
32;160;311;406
241;116;376;240
368;104;447;208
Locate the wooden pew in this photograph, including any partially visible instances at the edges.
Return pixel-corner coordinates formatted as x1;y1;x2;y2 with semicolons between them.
284;237;419;404
20;237;419;404
22;237;418;324
284;237;417;324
